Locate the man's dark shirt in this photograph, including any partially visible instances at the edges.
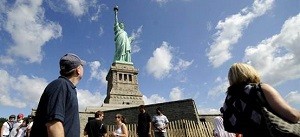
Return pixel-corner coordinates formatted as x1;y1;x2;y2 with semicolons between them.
30;76;80;137
84;119;107;137
137;112;151;134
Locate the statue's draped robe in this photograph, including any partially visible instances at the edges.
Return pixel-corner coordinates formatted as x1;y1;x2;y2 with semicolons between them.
114;22;131;63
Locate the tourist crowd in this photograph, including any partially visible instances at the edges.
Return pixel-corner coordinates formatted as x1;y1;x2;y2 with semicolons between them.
1;113;33;137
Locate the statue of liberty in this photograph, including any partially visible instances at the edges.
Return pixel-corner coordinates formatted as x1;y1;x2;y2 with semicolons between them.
113;6;133;64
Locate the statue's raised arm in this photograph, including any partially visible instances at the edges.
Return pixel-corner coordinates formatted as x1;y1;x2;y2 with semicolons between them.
113;6;133;64
114;6;119;25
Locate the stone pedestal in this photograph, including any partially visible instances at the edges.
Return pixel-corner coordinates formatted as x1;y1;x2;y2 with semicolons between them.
104;62;144;105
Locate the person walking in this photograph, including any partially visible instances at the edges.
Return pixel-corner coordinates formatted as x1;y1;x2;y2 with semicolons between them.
137;105;151;137
112;114;128;137
0;115;15;137
152;107;169;137
84;110;107;137
30;53;85;137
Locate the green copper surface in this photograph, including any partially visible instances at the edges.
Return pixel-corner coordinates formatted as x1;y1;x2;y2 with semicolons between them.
113;6;133;64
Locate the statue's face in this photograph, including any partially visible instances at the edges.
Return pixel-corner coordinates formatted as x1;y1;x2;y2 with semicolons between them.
120;23;125;29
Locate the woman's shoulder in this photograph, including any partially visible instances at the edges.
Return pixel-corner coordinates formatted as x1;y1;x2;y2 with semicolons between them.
121;123;127;129
119;123;126;127
260;83;277;94
260;83;271;88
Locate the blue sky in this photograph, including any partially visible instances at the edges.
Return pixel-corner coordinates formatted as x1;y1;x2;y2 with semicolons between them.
0;0;300;118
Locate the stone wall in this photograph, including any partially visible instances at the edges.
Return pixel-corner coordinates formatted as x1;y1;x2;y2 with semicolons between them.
79;99;200;135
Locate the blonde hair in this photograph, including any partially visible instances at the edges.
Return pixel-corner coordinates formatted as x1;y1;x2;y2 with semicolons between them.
228;63;261;85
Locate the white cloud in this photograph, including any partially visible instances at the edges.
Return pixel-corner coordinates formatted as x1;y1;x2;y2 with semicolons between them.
89;61;101;80
173;59;193;72
89;61;107;85
45;0;107;19
285;91;300;109
89;1;108;22
0;69;48;108
12;75;48;106
0;69;106;112
77;89;104;111
132;45;141;54
99;70;108;85
131;25;143;53
131;26;143;40
152;0;169;5
152;0;190;5
169;87;183;101
146;41;173;79
206;21;212;31
3;0;62;63
0;0;7;31
179;77;187;83
207;0;274;68
244;13;300;85
65;0;87;16
89;2;106;21
143;87;185;104
146;42;193;79
98;26;104;37
0;56;15;65
143;94;167;105
208;77;229;97
198;107;220;115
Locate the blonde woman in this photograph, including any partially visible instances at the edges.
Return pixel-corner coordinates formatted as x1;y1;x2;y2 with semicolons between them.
112;114;128;137
222;63;300;137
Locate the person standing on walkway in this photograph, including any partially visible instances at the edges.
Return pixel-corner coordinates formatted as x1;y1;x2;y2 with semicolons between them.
9;113;24;137
112;114;128;137
26;115;33;137
137;105;151;137
222;63;300;137
84;110;107;137
152;107;169;137
14;119;28;137
0;115;15;137
30;53;85;137
213;116;237;137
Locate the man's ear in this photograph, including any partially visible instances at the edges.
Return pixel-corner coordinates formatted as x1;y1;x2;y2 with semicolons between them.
75;66;81;75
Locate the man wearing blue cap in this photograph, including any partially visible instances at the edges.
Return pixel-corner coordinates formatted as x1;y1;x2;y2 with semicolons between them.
30;53;85;137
